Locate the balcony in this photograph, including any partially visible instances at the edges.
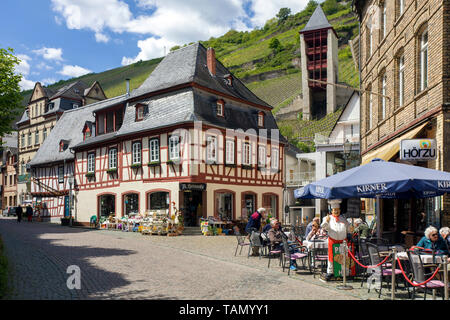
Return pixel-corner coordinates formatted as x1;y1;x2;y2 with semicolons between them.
286;172;315;187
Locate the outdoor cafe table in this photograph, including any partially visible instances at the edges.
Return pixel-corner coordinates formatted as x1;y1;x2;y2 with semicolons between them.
397;251;444;264
303;239;328;250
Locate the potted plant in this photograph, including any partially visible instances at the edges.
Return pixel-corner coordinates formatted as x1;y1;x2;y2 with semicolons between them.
130;163;142;169
147;161;161;167
85;172;95;179
106;168;117;174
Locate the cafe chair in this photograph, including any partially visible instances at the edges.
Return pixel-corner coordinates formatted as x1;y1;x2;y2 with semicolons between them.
310;238;328;278
281;236;308;275
366;243;407;298
248;230;264;260
407;249;445;300
232;226;250;256
267;243;283;269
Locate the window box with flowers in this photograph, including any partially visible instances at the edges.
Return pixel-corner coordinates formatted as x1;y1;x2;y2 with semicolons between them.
166;159;180;165
241;164;253;170
130;163;142;169
106;168;117;174
147;161;161;167
85;172;95;179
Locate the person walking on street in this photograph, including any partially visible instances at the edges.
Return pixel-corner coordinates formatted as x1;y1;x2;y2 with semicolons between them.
26;205;33;222
245;208;266;256
16;205;23;223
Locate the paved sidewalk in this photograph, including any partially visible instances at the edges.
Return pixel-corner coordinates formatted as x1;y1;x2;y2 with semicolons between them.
0;217;410;300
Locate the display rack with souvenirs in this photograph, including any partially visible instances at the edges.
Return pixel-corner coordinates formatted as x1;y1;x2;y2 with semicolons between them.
200;216;234;236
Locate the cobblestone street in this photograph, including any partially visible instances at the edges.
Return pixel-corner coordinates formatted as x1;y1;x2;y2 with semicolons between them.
0;217;409;300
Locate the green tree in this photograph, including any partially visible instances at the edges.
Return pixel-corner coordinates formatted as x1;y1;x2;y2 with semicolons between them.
0;48;22;136
276;7;291;24
322;0;339;15
269;37;282;53
305;0;319;13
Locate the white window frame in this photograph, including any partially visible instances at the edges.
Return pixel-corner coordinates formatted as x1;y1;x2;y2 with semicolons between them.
132;142;142;165
258;145;266;167
398;0;404;17
28;133;32;146
420;30;428;92
217;101;224;117
368;91;373;129
87;153;95;173
271;148;279;170
225;139;235;164
169;135;180;160
149;138;160;162
242;142;251;166
399;55;404;107
109;148;117;169
382;2;387;39
43;128;47;141
206;136;217;163
258;113;264;127
35;130;39;145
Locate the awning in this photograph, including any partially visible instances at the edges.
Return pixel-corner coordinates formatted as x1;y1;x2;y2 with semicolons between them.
362;123;428;165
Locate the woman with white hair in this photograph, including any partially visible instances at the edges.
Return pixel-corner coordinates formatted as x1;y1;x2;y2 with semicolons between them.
415;226;449;255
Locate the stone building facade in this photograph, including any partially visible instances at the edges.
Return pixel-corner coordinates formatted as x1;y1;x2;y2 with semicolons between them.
353;0;450;243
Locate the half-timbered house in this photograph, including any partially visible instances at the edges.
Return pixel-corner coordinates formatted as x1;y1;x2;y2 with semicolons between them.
32;43;286;225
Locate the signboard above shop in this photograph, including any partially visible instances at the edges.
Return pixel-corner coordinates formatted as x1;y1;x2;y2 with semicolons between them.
400;139;437;161
179;183;207;191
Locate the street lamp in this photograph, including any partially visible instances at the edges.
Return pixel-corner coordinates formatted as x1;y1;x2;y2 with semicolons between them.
343;139;352;159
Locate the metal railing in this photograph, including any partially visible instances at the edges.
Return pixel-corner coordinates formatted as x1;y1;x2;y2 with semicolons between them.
286;172;315;187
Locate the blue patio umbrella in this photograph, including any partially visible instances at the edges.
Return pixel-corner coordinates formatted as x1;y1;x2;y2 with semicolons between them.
294;158;450;239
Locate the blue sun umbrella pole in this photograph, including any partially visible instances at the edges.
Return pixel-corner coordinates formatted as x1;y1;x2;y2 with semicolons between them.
294;158;450;240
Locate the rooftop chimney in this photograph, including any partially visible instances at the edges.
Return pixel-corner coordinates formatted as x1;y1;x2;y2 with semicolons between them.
126;78;130;96
207;47;216;76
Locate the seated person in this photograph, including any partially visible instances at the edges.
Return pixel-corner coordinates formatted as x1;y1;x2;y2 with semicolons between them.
415;226;449;256
439;227;450;252
268;220;298;271
305;217;320;238
353;218;370;238
306;221;327;241
262;218;275;233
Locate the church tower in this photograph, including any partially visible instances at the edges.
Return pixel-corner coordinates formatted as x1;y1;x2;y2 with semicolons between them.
300;5;338;120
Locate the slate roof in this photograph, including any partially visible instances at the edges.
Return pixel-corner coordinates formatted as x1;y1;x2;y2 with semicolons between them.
300;5;333;33
130;43;271;108
29;94;128;166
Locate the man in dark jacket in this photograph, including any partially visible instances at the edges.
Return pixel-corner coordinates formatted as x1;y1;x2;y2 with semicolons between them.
26;205;33;222
16;205;23;223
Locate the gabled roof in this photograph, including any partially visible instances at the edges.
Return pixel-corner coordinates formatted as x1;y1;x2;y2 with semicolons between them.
130;43;271;109
300;5;333;33
48;80;89;101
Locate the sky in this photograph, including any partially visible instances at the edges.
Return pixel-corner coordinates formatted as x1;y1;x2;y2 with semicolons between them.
0;0;311;91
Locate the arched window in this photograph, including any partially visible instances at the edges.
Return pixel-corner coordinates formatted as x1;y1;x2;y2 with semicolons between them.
147;191;170;212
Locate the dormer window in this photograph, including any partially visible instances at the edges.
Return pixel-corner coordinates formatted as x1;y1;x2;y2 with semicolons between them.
59;140;69;152
135;103;147;121
216;99;225;117
257;112;265;127
224;74;233;86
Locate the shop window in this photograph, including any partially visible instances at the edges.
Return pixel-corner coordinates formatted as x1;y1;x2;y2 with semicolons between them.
99;194;115;217
147;191;169;212
215;192;233;220
124;193;139;216
263;194;278;220
242;193;256;218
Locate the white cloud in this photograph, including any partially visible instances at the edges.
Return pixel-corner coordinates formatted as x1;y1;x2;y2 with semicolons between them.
51;0;311;63
95;32;110;43
122;37;176;65
19;78;35;91
58;65;92;77
41;78;57;86
36;62;53;70
16;54;31;76
33;47;64;61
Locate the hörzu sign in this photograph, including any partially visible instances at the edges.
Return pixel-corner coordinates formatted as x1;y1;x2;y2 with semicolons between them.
400;139;436;161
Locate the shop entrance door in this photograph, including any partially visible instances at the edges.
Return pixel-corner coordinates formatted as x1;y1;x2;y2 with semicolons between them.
184;190;202;226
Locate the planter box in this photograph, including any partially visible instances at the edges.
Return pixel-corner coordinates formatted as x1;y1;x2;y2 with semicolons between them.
85;172;95;178
60;217;73;226
106;168;118;174
130;163;142;169
147;161;161;167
